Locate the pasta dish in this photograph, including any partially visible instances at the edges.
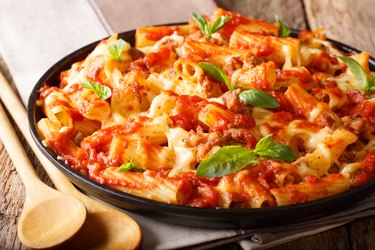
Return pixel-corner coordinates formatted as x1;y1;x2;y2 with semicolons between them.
36;8;375;208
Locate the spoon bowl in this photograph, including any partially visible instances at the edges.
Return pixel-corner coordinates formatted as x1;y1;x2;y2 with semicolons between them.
65;210;142;249
18;195;86;249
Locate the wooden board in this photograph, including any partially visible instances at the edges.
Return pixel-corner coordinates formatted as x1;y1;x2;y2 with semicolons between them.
304;0;375;54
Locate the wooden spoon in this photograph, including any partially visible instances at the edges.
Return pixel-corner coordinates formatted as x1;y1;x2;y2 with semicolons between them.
0;103;87;249
0;72;142;249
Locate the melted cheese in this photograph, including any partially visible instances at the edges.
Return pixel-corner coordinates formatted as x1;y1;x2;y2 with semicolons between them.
331;71;365;94
282;45;293;69
285;120;331;151
341;163;362;174
167;128;196;176
308;103;324;122
293;143;332;177
139;32;185;54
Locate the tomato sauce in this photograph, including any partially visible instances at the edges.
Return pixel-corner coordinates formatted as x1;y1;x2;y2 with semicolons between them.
353;152;375;187
169;95;208;131
220;13;250;38
271;91;294;113
306;52;339;74
144;47;171;68
288;188;309;204
304;175;320;183
339;90;375;126
143;26;179;41
39;85;60;99
174;172;220;207
277;67;315;88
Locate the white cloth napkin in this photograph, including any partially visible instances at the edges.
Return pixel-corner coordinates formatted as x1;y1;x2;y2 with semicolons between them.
0;1;374;249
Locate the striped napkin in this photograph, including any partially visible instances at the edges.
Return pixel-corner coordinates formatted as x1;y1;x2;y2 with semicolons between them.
0;1;373;249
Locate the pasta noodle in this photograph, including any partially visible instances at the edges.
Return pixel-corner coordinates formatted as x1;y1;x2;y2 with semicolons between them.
36;8;375;208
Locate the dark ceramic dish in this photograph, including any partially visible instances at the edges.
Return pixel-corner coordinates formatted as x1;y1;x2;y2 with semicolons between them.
28;28;375;228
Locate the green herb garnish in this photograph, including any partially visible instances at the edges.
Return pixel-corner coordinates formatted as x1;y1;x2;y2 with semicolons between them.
239;89;280;108
192;13;231;38
117;159;145;173
81;81;112;100
196;134;296;178
254;134;296;161
196;146;258;178
275;15;291;38
198;62;232;89
108;39;127;62
338;56;375;93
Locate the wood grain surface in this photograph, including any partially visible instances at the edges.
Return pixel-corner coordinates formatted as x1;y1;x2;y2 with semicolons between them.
1;0;374;249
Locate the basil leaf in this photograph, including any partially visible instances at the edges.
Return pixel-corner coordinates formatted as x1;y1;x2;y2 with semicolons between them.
198;62;231;89
108;39;127;62
255;134;296;162
118;159;145;173
239;89;280;108
369;78;375;91
208;16;231;35
81;81;112;100
275;15;291;38
338;56;374;93
192;12;209;37
196;146;258;178
192;13;230;38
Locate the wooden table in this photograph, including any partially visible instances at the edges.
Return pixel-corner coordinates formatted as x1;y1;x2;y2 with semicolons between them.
1;0;374;249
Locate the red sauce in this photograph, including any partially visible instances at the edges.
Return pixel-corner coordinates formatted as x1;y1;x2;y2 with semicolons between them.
339;90;375;126
144;46;171;68
66;83;83;94
277;67;315;87
304;175;320;183
271;91;294;113
298;29;314;43
306;52;339;74
103;172;149;190
69;108;85;122
178;172;220;207
86;56;105;82
353;152;375;187
170;112;197;131
232;114;255;129
143;26;179;41
255;161;280;189
170;95;208;131
288;188;309;204
271;111;294;124
38;85;60;99
220;13;250;38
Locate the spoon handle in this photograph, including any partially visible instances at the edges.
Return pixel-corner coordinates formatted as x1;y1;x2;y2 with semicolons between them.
0;102;43;191
0;72;80;192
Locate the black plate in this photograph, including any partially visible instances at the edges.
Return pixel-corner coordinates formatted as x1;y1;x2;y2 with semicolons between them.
28;28;375;228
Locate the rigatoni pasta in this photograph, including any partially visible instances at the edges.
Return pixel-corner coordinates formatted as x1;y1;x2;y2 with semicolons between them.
36;8;375;208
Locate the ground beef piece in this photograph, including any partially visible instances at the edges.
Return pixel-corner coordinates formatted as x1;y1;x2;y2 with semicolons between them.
316;113;336;128
242;54;263;70
196;128;257;161
341;114;367;135
196;132;225;162
338;141;363;163
128;48;145;60
221;89;253;115
223;56;243;76
223;128;256;148
200;79;223;98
